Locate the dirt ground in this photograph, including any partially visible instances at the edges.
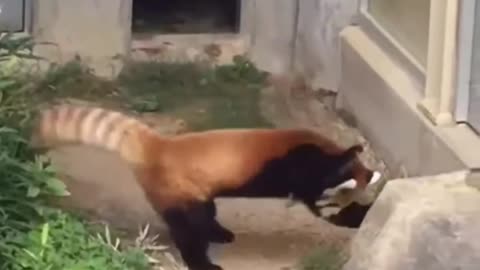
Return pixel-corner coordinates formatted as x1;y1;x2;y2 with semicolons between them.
49;74;390;270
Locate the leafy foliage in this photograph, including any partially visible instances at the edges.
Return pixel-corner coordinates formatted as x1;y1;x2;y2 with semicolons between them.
0;33;42;62
0;33;149;270
3;212;148;270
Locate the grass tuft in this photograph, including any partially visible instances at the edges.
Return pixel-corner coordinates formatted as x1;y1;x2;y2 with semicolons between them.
299;246;348;270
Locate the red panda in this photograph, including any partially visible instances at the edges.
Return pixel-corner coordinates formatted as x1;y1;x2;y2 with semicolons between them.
31;105;380;270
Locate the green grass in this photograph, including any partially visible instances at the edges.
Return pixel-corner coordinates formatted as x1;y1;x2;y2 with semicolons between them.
0;33;149;270
32;55;272;130
3;211;149;270
299;246;347;270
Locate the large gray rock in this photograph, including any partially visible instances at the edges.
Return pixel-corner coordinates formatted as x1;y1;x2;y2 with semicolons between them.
344;170;480;270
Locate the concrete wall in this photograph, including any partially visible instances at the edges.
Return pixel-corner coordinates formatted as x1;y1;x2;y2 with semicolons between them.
32;0;132;78
292;0;359;92
337;26;465;176
245;0;359;92
29;0;357;90
241;0;297;74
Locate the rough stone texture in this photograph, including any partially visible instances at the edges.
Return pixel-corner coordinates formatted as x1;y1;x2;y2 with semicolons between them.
344;170;480;270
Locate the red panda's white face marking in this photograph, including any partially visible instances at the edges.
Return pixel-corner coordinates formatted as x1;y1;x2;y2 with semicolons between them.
370;171;382;185
326;170;381;194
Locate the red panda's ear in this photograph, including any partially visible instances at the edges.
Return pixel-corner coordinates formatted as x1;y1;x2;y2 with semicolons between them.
346;144;363;155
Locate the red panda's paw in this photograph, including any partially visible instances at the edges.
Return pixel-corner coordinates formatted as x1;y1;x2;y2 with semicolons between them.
208;222;235;244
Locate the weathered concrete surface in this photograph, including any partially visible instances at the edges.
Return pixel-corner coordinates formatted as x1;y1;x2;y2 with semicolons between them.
32;0;132;78
245;0;359;92
293;0;358;92
243;0;297;74
344;170;480;270
338;26;465;177
29;0;359;90
131;34;248;66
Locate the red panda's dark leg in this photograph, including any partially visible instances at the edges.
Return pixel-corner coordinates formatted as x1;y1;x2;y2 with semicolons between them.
205;200;235;244
163;205;223;270
302;197;322;217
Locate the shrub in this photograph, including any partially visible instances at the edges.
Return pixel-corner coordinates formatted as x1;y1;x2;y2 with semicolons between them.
0;32;149;270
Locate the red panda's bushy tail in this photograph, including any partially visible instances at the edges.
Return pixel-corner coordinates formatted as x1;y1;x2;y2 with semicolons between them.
31;105;161;165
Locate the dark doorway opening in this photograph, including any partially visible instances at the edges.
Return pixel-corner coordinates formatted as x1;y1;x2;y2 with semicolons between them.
132;0;241;34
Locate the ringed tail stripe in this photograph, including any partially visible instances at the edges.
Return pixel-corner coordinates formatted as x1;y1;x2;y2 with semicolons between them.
36;105;159;164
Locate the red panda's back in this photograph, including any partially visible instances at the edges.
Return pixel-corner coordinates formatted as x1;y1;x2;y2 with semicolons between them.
162;129;322;195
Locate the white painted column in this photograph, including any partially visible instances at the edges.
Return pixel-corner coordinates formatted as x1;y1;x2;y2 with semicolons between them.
418;0;447;121
435;0;460;126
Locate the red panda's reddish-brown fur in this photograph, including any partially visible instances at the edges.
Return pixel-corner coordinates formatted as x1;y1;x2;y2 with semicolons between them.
33;105;372;206
32;104;375;270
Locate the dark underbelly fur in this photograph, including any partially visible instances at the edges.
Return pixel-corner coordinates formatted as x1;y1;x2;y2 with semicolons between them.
219;143;349;212
162;143;352;270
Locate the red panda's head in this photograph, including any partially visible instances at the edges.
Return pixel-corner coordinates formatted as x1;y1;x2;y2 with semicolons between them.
328;144;381;192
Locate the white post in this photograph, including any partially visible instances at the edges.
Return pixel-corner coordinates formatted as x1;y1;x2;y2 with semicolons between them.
418;0;447;122
436;0;459;126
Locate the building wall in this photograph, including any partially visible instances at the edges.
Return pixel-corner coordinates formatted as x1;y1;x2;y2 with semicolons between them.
292;0;359;92
241;0;297;74
245;0;359;92
32;0;132;78
30;0;356;90
338;26;465;176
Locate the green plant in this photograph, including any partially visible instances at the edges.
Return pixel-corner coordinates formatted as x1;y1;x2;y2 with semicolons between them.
0;33;40;61
299;246;347;270
0;33;149;270
4;211;149;270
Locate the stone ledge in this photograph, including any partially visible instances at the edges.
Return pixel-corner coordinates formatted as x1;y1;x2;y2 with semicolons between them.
344;170;480;270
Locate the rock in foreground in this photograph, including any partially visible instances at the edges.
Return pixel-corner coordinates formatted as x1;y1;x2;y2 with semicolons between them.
344;170;480;270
